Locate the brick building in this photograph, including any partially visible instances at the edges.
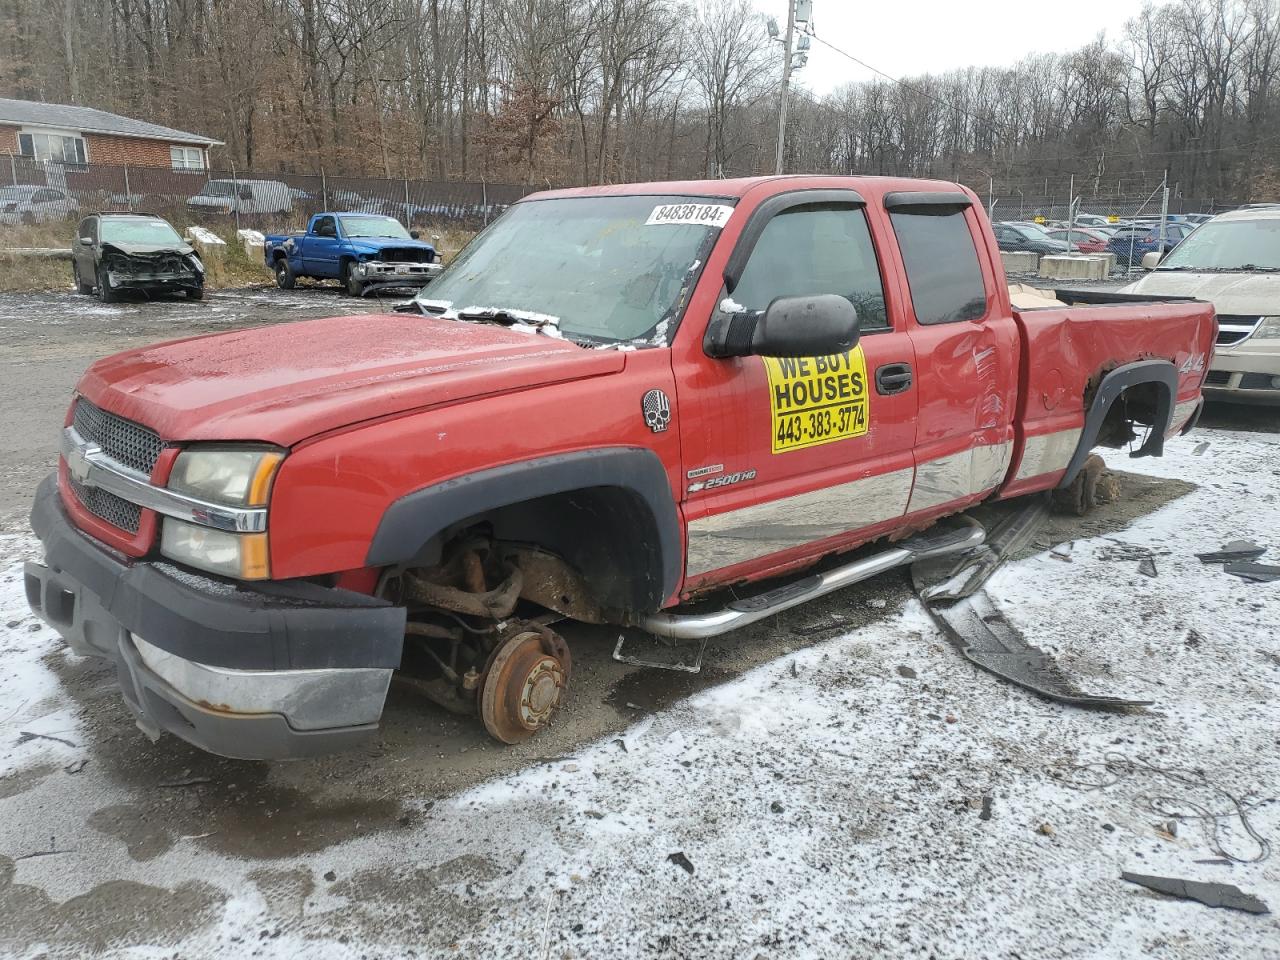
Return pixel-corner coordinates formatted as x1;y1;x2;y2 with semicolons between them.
0;98;221;170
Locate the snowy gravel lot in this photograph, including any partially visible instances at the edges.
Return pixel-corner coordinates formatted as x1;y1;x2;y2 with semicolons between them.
1;427;1279;959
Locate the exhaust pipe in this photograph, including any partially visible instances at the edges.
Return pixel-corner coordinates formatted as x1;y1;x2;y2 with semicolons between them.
641;523;986;641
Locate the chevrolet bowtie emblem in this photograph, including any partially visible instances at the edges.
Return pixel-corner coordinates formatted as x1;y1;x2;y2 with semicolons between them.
66;443;98;485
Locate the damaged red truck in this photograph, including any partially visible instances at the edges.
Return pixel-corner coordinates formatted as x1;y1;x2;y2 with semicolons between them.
24;176;1216;759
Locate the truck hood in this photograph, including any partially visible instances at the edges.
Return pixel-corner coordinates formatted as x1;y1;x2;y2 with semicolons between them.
1123;270;1280;315
76;314;626;446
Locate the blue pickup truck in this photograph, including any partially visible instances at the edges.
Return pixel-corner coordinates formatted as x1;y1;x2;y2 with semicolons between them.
264;212;442;296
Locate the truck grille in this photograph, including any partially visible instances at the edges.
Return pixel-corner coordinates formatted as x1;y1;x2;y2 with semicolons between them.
1216;315;1261;346
72;398;164;475
69;476;142;533
378;247;434;263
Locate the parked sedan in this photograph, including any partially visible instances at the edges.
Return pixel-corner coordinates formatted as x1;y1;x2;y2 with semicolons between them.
73;213;204;302
992;221;1074;255
1044;228;1111;253
0;184;79;225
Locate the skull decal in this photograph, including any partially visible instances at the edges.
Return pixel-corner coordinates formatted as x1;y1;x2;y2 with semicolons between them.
642;388;671;433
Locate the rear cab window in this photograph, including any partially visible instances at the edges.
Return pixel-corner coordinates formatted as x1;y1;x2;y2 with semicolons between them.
888;200;988;325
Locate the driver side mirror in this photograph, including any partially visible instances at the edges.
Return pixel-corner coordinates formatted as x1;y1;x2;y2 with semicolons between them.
1141;251;1163;270
705;294;860;359
410;229;420;239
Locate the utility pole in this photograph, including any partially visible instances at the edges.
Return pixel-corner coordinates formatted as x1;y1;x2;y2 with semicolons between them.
770;2;811;175
774;3;796;175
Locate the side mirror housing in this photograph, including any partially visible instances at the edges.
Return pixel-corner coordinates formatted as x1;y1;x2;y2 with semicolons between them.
410;229;420;239
1141;251;1163;270
705;294;860;359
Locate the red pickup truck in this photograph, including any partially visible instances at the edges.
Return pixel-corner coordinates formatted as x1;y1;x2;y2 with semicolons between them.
25;175;1215;759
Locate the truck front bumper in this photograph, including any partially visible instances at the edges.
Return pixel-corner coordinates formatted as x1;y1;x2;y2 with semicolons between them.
352;259;443;291
1203;339;1280;405
25;475;406;760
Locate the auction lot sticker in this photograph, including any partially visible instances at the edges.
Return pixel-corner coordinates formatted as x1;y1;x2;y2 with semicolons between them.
645;203;734;228
763;349;869;453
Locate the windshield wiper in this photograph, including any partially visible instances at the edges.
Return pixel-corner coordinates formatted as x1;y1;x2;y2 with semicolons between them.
455;306;562;330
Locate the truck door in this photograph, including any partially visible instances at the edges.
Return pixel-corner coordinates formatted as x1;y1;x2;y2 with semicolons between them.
671;190;919;592
305;215;341;277
882;193;1019;517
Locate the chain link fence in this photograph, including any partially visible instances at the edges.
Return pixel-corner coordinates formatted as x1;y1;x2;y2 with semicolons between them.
0;156;537;235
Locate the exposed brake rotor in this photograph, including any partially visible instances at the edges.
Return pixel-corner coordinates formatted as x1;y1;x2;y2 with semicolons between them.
480;621;572;744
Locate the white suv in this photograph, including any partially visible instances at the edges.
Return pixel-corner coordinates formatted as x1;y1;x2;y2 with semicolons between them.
1123;206;1280;405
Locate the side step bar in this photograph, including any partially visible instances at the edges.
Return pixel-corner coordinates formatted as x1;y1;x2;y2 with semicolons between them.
640;524;986;641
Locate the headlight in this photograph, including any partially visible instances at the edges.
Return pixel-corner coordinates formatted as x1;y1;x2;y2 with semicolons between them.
188;253;204;275
161;521;269;579
1253;316;1280;340
168;448;282;507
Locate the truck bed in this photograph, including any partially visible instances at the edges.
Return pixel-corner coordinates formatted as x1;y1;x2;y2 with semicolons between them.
1002;292;1217;497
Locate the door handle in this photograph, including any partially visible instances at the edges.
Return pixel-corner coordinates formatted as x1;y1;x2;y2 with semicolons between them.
875;362;913;395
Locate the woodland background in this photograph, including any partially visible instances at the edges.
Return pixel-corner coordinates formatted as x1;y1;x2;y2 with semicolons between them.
3;0;1279;200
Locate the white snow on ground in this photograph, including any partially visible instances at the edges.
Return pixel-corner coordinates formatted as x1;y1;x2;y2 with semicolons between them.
2;428;1279;959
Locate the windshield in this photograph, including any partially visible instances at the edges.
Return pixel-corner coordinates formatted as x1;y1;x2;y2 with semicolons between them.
415;194;726;344
202;182;235;197
1158;218;1280;270
101;219;183;246
339;215;411;239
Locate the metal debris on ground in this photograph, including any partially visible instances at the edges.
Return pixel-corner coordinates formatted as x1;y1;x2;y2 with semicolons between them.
158;775;213;788
1048;751;1272;865
666;851;695;874
1222;561;1280;583
1050;542;1073;561
1193;441;1210;456
612;631;706;673
979;796;993;821
1138;557;1159;578
1196;541;1267;564
1120;873;1270;915
63;759;87;774
15;731;75;748
1096;542;1160;562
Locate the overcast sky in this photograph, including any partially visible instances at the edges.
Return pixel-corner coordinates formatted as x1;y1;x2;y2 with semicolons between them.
755;0;1154;96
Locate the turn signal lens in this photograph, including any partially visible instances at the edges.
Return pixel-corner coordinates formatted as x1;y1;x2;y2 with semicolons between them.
161;520;270;580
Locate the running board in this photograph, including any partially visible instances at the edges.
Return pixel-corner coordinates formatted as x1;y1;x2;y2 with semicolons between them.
640;524;986;641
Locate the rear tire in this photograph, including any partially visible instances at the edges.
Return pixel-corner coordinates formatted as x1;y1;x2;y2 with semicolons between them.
274;257;295;290
186;284;204;301
96;264;118;303
73;262;93;295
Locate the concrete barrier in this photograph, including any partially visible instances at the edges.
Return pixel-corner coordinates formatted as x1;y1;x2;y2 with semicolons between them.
184;226;227;259
236;228;265;261
1038;255;1109;281
1000;251;1039;274
0;247;72;260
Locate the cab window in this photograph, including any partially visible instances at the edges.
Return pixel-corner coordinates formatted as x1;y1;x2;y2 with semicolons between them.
725;204;889;331
890;209;988;325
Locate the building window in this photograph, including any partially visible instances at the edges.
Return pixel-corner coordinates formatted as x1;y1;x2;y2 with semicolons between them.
18;130;88;166
171;146;205;170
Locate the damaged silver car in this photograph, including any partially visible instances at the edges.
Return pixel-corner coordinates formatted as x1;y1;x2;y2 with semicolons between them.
72;213;205;302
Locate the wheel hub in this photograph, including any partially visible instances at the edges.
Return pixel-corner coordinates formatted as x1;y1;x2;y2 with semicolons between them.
480;626;570;744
